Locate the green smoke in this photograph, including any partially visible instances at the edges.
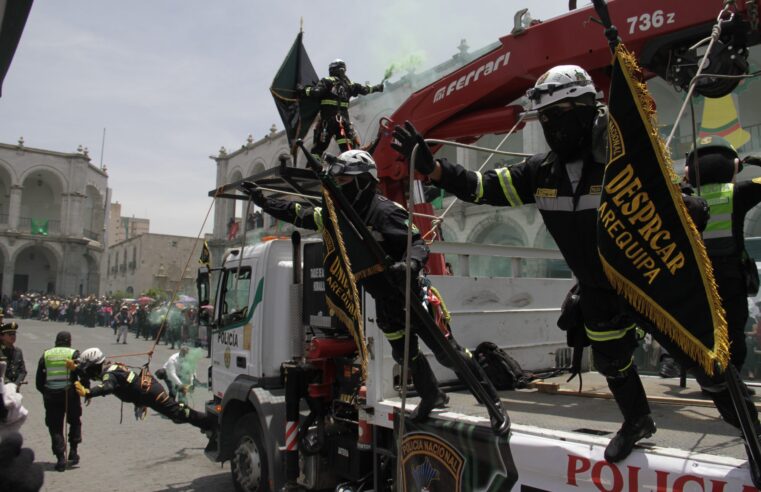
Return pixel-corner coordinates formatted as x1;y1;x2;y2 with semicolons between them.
177;348;204;406
383;52;425;80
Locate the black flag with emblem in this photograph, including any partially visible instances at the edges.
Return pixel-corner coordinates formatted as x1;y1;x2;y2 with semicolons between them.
597;45;728;375
270;30;320;149
320;187;370;380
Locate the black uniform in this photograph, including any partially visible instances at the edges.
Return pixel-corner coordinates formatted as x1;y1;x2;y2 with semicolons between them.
35;348;84;460
257;189;502;418
0;344;26;388
87;363;212;431
430;105;757;433
697;178;761;370
303;76;382;155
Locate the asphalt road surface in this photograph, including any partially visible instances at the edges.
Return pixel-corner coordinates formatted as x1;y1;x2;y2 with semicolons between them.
8;318;234;492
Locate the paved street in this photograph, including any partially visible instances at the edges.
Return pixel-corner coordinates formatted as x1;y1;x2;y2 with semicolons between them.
8;318;234;492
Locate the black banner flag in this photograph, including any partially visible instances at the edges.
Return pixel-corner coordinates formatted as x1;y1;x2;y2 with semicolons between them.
270;31;320;149
597;46;728;374
320;187;369;379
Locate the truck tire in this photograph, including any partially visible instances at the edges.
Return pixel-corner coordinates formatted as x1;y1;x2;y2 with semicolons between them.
231;414;269;492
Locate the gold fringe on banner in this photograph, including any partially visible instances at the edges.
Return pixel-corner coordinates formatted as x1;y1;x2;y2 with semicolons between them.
604;45;729;375
322;188;370;380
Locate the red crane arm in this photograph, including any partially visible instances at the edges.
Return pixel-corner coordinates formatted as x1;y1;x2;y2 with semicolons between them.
370;0;759;274
374;0;758;183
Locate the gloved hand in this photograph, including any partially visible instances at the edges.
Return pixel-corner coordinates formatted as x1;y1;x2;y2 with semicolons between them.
180;384;190;395
238;181;268;208
682;193;709;232
391;121;436;175
0;433;44;492
73;381;89;398
388;259;422;282
372;83;384;93
743;155;761;167
65;359;77;371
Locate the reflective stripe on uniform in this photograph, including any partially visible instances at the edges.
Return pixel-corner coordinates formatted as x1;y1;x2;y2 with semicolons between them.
535;194;600;212
474;171;485;202
495;168;523;206
43;346;76;390
127;371;136;383
320;100;349;108
384;330;405;341
585;323;636;342
313;207;324;232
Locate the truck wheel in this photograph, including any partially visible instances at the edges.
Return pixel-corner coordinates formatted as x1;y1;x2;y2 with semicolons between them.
231;414;269;492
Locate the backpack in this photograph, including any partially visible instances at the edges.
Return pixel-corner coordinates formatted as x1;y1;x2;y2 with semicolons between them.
474;341;527;390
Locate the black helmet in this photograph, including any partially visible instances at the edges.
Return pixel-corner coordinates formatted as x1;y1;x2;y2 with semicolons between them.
686;135;738;165
329;59;346;77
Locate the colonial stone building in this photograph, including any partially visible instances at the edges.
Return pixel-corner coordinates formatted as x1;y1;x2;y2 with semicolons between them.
108;202;149;245
0;141;108;296
103;232;203;297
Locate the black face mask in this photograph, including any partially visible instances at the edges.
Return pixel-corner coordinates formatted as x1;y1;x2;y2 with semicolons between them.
539;105;597;160
339;174;376;211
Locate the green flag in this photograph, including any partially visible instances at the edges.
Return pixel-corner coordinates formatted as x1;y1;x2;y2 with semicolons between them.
31;218;48;236
597;45;728;375
270;31;320;149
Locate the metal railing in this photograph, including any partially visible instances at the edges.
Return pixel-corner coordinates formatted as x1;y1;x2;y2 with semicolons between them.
17;217;60;235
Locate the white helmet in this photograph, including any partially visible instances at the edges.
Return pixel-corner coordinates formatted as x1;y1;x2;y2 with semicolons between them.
79;347;105;365
527;65;597;111
328;150;379;182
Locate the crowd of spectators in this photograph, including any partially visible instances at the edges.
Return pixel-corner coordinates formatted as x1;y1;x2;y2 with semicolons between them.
0;292;205;348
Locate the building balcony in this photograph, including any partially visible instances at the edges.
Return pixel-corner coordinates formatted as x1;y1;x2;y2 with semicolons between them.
83;229;101;241
18;217;60;236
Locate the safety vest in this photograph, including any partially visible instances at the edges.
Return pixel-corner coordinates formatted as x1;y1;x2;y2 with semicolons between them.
43;347;76;390
700;183;736;256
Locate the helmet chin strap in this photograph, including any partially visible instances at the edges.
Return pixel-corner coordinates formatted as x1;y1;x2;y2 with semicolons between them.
342;177;374;207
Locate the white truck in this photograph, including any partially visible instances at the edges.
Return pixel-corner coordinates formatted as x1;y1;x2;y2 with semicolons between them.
199;231;759;492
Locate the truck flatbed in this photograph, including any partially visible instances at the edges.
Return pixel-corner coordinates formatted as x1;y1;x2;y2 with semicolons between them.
378;372;758;489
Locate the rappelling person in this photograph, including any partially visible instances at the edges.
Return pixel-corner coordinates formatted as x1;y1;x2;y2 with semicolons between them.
300;59;384;155
71;347;215;432
239;149;506;427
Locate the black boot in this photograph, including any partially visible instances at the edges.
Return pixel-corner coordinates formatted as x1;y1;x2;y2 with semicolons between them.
604;415;656;463
68;445;79;465
55;453;66;472
408;355;448;422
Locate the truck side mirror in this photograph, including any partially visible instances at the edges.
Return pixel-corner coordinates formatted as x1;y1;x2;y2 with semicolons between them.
197;267;210;308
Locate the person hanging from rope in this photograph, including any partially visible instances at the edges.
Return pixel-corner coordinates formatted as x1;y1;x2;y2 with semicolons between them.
71;348;215;432
238;149;505;424
299;59;384;156
35;331;84;472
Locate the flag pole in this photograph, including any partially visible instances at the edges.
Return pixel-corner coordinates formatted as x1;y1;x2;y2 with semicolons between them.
592;1;761;486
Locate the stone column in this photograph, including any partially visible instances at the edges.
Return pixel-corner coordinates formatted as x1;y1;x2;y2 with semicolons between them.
65;193;85;236
2;262;13;298
7;185;22;230
212;155;230;240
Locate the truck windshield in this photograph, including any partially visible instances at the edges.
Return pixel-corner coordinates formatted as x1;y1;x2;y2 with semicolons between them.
220;266;251;326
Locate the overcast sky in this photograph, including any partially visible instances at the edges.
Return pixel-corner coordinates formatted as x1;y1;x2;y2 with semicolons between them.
0;1;585;237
